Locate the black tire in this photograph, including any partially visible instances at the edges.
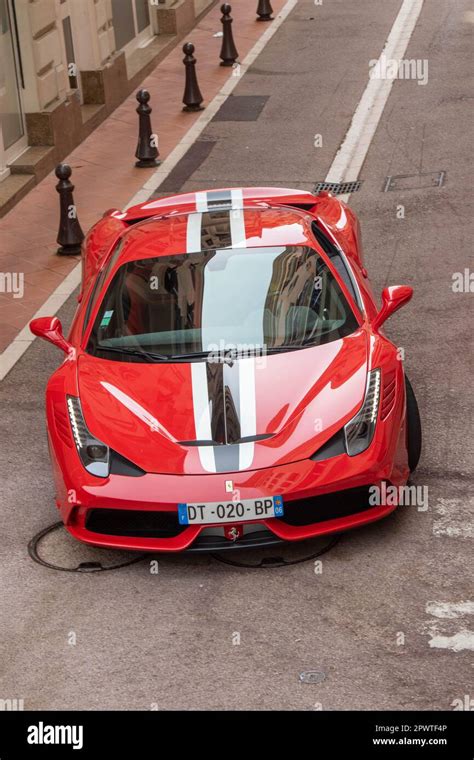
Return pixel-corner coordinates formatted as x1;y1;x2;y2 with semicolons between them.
405;375;422;472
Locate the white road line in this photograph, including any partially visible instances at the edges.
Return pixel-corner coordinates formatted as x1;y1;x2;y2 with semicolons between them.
0;0;424;380
424;601;474;652
0;0;298;383
326;0;425;200
432;497;474;539
0;264;82;381
428;630;474;652
426;601;474;619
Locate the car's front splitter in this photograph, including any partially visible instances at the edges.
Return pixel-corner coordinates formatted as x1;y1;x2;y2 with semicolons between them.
62;444;404;551
66;501;396;553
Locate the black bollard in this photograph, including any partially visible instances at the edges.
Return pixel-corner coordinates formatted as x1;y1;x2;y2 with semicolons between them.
220;4;239;67
55;164;84;256
256;0;273;21
135;89;160;168
182;43;204;112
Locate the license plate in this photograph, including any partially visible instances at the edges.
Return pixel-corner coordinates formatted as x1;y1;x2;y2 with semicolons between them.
177;495;284;525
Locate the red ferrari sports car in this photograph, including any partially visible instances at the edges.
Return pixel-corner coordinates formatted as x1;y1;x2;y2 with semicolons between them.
30;186;421;553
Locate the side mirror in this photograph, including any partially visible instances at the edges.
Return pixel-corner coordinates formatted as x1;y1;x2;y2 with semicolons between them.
373;286;413;331
29;316;72;354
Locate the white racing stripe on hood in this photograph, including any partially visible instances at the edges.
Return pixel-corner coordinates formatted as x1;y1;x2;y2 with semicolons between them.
195;191;209;212
230;187;244;208
190;358;258;473
230;189;246;248
238;358;256;469
191;189;247;248
230;208;247;248
191;362;216;473
186;212;203;253
187;189;255;472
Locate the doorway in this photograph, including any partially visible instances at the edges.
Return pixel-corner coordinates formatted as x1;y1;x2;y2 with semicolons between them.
0;0;27;179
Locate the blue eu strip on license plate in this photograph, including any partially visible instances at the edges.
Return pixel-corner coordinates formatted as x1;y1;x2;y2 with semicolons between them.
178;503;190;525
177;495;284;526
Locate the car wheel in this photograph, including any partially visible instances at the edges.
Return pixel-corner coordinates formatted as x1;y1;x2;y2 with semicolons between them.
405;375;422;472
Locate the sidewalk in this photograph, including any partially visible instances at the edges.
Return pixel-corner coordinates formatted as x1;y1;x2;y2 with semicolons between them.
0;0;286;359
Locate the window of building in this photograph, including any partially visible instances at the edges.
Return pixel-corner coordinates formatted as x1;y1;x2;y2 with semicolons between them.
111;0;151;55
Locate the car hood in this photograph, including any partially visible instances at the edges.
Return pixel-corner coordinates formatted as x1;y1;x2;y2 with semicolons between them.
77;329;368;475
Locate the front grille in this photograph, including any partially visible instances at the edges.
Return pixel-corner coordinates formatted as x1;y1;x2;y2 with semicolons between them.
85;509;184;538
278;486;374;527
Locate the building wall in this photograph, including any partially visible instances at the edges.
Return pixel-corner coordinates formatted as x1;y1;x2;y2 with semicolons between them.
15;0;117;112
0;0;215;211
7;0;215;118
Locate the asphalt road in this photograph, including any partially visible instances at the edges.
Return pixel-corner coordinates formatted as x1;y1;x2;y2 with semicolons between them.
0;0;472;711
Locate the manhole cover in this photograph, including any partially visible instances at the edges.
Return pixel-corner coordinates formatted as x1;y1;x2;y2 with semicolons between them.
383;170;446;192
299;670;326;684
28;522;147;572
212;95;269;122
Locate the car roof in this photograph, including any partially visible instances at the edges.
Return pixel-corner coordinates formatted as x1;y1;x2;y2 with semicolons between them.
115;205;317;264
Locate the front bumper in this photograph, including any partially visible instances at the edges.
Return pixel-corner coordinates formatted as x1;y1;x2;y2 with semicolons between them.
61;446;407;552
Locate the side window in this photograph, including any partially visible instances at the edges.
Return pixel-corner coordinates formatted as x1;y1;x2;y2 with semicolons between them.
83;239;124;333
311;221;361;309
328;253;359;306
83;267;107;334
311;221;339;256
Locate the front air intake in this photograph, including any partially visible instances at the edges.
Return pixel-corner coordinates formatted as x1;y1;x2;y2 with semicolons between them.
277;486;375;527
85;509;184;538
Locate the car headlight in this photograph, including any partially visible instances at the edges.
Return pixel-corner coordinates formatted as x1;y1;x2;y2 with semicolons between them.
344;369;381;456
67;396;109;477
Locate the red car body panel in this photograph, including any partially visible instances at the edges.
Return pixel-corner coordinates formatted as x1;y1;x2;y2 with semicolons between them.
76;332;368;475
37;187;412;553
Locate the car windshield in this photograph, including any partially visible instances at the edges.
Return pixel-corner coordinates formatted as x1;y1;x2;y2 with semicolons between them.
86;245;359;361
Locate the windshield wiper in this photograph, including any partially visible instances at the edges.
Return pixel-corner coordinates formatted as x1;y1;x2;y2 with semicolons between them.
169;350;225;362
95;345;169;362
168;346;314;360
171;350;211;359
265;344;311;353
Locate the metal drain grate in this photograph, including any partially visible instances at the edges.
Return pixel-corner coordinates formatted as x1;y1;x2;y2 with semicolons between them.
383;170;446;192
313;180;362;195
